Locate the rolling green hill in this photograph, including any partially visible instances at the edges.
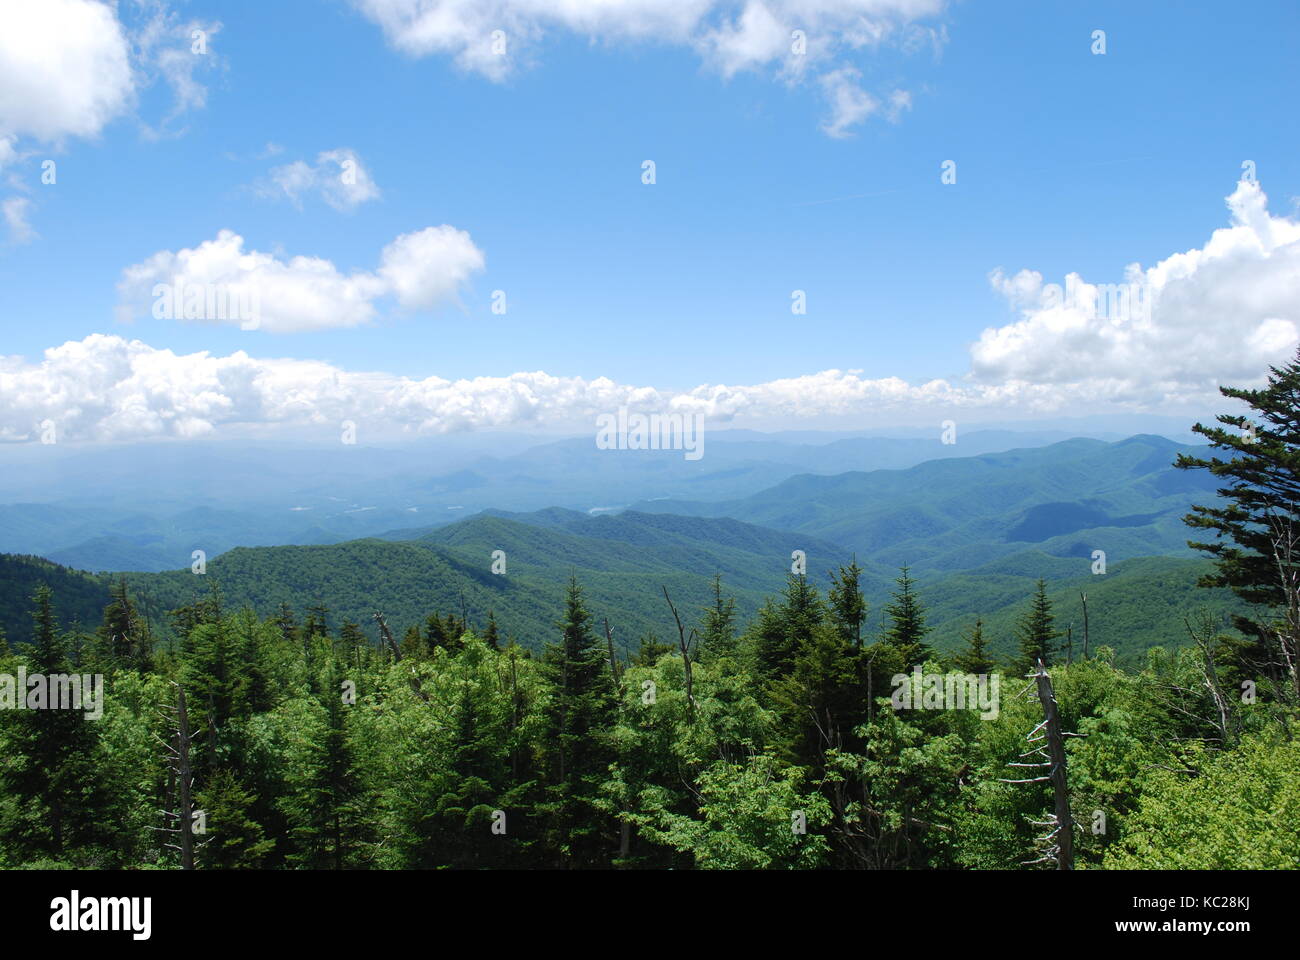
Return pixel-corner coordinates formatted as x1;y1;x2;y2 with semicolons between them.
2;506;1247;669
631;435;1220;577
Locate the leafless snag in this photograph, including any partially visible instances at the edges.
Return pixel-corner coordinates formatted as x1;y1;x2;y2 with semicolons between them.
374;610;428;702
999;660;1076;870
155;682;201;869
661;586;697;721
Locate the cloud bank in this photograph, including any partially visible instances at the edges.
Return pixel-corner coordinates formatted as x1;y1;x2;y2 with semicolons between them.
6;180;1298;442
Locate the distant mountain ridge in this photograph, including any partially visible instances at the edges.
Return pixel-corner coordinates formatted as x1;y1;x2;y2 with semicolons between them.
629;435;1217;575
0;429;1164;572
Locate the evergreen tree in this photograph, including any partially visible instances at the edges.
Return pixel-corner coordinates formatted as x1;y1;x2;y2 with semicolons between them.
770;620;862;776
952;618;996;674
879;567;931;667
1177;349;1300;639
483;610;502;650
277;660;360;869
538;577;616;868
755;575;823;684
195;769;275;869
1178;348;1300;608
828;559;868;648
697;574;738;662
338;619;367;671
631;633;674;666
1012;580;1063;675
0;587;107;861
401;624;426;660
95;577;152;670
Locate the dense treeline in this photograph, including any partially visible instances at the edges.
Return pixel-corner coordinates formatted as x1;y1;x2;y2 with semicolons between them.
4;357;1300;870
0;562;1295;870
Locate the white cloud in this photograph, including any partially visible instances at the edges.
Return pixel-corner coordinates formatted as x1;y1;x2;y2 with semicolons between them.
2;196;35;243
0;1;222;243
974;180;1300;405
0;334;973;442
818;67;877;137
116;226;485;333
131;0;224;138
260;148;381;212
349;0;945;135
15;179;1300;442
0;0;134;143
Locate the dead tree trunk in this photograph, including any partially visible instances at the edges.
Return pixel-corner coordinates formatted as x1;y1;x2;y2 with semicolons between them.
374;610;429;701
1000;660;1076;870
157;683;197;869
661;587;696;721
1035;660;1074;870
605;618;631;864
1079;592;1090;659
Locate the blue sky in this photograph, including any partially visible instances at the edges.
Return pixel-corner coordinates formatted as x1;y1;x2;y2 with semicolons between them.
2;1;1299;440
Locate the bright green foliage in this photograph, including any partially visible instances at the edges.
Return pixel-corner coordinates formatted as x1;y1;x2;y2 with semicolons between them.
637;754;831;869
2;545;1297;871
195;768;276;869
1105;731;1300;869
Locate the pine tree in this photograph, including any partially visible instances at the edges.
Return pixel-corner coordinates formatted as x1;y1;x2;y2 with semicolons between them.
538;577;616;868
697;574;738;662
95;577;152;669
426;611;467;654
770;620;862;776
272;602;296;646
755;575;823;684
280;659;360;869
401;624;426;659
338;619;367;671
631;633;674;666
195;769;275;869
0;587;107;861
879;567;931;667
828;559;867;648
1012;580;1064;675
484;610;502;650
952;618;996;674
430;639;515;868
1177;349;1300;634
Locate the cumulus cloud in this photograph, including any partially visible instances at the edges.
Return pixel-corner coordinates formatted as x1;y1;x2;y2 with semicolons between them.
349;0;945;136
0;335;981;442
116;226;485;333
14;179;1300;443
259;148;381;212
0;0;219;145
974;180;1300;405
0;0;134;143
0;1;222;240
